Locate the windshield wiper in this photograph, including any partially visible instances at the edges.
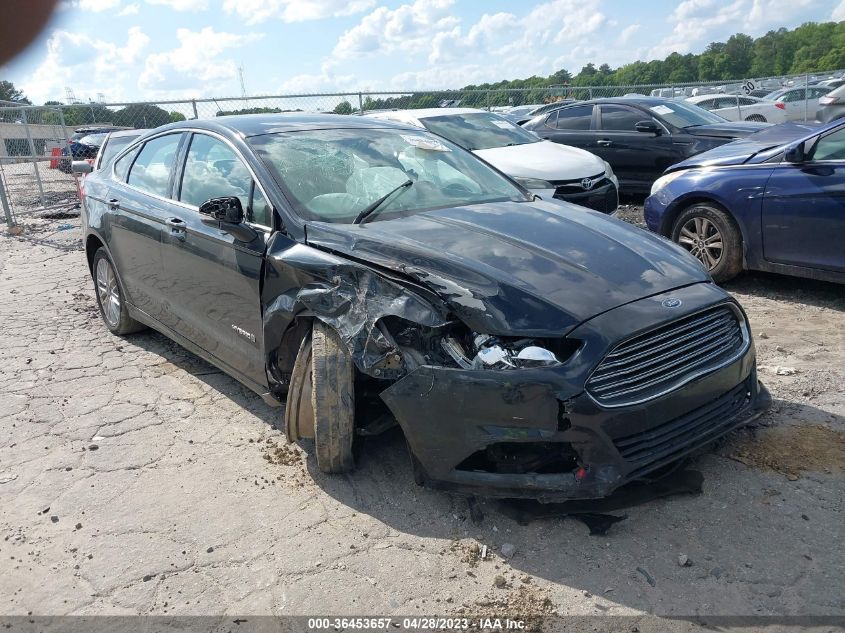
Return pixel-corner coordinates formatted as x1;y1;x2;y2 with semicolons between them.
352;179;413;225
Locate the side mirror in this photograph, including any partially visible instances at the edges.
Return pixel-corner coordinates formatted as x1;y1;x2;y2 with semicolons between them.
199;196;244;224
71;160;93;175
199;196;258;242
784;143;805;163
635;120;660;135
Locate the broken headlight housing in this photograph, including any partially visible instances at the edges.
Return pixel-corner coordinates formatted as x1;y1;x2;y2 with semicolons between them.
442;333;576;370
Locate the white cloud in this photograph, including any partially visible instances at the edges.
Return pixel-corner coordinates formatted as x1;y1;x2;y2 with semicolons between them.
146;0;207;10
647;0;744;59
746;0;816;29
70;0;121;11
139;27;263;95
648;0;819;61
359;0;605;79
617;24;641;46
21;27;150;103
333;0;459;59
222;0;375;25
117;3;140;15
834;0;845;20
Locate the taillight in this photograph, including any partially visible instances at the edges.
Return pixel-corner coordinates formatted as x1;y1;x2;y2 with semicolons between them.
775;102;786;109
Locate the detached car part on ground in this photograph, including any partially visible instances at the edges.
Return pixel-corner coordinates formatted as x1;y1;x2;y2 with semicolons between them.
645;121;845;285
365;108;618;214
78;115;770;502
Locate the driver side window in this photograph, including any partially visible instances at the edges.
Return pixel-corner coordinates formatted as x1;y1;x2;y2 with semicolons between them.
179;134;272;227
812;128;845;162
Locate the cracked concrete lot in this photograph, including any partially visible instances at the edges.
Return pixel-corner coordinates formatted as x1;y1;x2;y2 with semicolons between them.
1;215;844;618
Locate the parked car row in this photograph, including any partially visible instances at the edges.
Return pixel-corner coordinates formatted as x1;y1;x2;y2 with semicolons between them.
522;97;767;194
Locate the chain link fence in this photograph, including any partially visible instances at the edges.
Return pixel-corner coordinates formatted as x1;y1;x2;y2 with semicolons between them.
2;69;842;227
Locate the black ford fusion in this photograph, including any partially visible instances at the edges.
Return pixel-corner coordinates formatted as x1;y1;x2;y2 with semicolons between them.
78;115;770;501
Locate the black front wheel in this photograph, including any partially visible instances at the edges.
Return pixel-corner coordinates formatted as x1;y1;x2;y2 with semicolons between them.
671;204;743;283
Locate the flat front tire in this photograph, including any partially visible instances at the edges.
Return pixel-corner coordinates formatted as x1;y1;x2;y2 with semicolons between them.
285;321;355;473
91;248;145;335
671;203;743;283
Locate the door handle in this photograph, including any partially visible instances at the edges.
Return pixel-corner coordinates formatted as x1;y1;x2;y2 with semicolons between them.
166;217;187;241
108;198;120;210
596;139;613;147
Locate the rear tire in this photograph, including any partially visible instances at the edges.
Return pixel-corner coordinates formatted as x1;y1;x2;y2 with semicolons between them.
745;114;767;122
286;321;356;473
671;203;743;283
91;248;145;335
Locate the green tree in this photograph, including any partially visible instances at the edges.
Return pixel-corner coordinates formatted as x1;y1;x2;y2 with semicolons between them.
0;80;30;104
111;103;171;128
333;100;353;115
169;111;187;122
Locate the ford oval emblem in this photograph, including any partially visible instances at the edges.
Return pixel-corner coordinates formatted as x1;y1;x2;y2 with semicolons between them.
662;298;682;308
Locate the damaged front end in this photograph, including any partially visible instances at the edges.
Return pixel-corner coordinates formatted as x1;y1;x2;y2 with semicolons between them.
262;233;770;503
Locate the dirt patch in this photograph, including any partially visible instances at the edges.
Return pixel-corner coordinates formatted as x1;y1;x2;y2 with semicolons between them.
263;438;303;466
726;424;845;479
462;585;556;632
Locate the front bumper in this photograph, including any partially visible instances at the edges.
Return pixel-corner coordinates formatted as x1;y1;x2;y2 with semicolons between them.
380;284;770;502
554;180;619;214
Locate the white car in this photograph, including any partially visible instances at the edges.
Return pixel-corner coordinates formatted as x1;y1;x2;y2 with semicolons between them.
364;108;619;214
685;94;788;124
762;86;832;121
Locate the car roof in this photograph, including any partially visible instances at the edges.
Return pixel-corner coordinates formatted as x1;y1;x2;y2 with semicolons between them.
159;113;420;138
107;129;148;139
366;107;486;120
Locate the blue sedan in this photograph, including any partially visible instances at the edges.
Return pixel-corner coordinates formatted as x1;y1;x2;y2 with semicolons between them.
644;120;845;284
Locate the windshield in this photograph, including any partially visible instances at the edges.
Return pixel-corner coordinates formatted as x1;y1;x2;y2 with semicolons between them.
98;134;140;167
648;101;727;127
78;132;109;146
419;112;540;150
249;128;526;224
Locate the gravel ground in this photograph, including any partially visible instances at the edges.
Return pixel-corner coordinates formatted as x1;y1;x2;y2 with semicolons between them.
1;208;843;620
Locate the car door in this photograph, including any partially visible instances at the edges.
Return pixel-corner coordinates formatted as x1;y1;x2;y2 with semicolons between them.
761;125;845;273
106;132;187;321
592;104;679;192
534;104;597;152
712;97;740;121
161;131;272;387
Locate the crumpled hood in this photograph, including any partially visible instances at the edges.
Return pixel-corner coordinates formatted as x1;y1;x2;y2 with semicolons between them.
684;121;770;139
474;140;605;181
669;122;823;171
305;199;709;335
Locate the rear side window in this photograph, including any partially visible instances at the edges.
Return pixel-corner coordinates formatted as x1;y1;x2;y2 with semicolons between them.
113;147;139;181
98;135;139;169
127;134;183;198
552;105;593;130
600;105;644;131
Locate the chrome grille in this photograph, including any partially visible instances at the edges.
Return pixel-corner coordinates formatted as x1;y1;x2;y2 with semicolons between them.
587;305;747;407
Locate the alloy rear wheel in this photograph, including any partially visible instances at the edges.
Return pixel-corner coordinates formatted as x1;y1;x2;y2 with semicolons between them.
91;248;145;335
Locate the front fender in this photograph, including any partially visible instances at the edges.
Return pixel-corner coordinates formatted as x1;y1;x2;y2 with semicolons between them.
261;235;450;389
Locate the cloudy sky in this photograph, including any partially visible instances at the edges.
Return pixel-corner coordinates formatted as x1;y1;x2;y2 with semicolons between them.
3;0;845;104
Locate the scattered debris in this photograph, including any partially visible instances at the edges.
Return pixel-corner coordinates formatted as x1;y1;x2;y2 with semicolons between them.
480;544;488;560
50;516;59;523
678;554;692;567
206;546;214;553
498;468;703;531
500;542;516;559
636;566;656;587
493;575;507;589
